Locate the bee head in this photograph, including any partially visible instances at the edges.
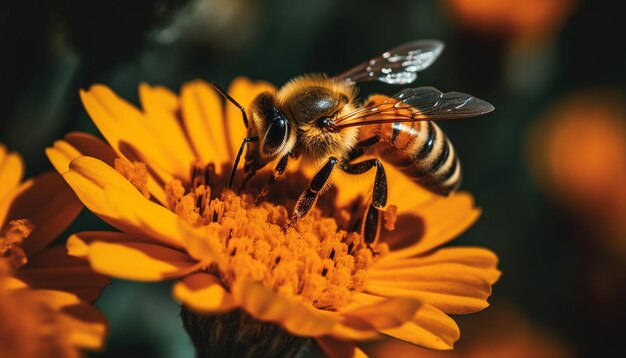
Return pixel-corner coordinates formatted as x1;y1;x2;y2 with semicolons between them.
276;80;358;163
249;92;296;160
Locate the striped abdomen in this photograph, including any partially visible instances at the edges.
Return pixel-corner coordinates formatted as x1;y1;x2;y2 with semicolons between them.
360;120;461;196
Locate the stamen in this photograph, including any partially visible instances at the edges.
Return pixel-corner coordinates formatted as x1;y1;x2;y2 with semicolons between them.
191;161;216;189
195;195;203;212
0;219;35;269
165;179;185;210
204;163;214;187
114;158;150;198
384;204;399;231
164;165;386;310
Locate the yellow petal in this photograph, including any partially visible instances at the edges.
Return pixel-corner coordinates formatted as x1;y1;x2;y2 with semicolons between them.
383;192;480;257
64;155;138;217
18;289;108;350
0;144;24;194
64;159;167;241
173;273;236;314
58;307;108;351
0;143;25;227
181;80;230;168
231;279;337;337
0;145;24;207
367;277;493;315
48;292;108;350
79;85;181;190
67;231;157;259
64;156;184;248
369;261;499;289
17;246;109;302
380;304;460;350
86;240;197;281
181;223;226;267
375;264;497;289
374;247;498;271
47;139;84;174
368;252;499;314
225;77;276;159
139;83;196;182
104;183;188;248
4;172;83;256
0;276;28;290
46;132;117;174
316;337;367;358
0;178;30;233
340;295;422;330
17;267;108;303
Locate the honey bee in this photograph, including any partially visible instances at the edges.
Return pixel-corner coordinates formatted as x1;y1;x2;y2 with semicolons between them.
211;40;494;247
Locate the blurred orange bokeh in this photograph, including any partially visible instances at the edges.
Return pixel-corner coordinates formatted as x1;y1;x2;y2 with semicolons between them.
369;304;573;358
528;90;626;251
441;0;576;44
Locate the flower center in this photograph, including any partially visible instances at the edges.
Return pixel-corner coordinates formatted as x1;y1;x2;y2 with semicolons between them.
115;158;392;310
0;219;34;269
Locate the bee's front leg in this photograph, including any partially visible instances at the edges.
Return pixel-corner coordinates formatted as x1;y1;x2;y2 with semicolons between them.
258;155;290;198
273;154;290;180
228;136;258;189
283;156;338;232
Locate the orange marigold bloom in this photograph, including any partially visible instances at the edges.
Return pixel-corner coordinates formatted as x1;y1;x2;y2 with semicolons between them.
48;78;500;356
0;145;108;355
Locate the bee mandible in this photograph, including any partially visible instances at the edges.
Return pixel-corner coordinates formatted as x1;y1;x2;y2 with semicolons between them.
211;40;494;248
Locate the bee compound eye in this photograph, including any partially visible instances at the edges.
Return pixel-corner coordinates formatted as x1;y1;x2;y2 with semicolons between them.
263;111;289;154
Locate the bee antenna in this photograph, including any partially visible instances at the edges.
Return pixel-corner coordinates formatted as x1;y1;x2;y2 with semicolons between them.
229;136;258;189
210;82;249;128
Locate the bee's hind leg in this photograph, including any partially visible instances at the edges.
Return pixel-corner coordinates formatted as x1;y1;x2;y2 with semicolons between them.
339;158;388;251
283;157;338;232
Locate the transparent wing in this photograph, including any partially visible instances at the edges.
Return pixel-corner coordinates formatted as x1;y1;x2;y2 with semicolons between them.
331;87;494;130
335;40;444;85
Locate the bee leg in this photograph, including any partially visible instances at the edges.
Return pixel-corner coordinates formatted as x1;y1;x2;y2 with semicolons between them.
339;159;387;250
357;135;381;148
273;154;290;180
346;135;381;161
240;159;264;191
283;157;338;232
228;136;258;189
210;82;249;128
259;155;290;198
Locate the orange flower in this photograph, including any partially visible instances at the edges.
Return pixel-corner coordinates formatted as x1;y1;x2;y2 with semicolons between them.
0;145;108;355
48;78;500;356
